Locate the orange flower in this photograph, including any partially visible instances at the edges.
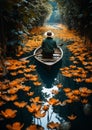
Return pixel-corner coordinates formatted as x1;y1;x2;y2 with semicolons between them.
64;99;73;104
72;89;80;95
24;68;31;73
43;105;49;111
47;121;61;129
85;77;92;83
7;88;18;94
57;83;63;88
79;87;92;96
63;88;71;93
67;114;77;120
73;60;79;64
70;65;76;69
69;56;75;61
30;75;38;81
17;70;23;74
27;92;34;97
22;86;31;92
10;72;18;76
30;96;42;103
74;78;83;82
29;64;36;71
33;81;41;86
0;101;5;106
26;103;41;113
6;122;24;130
14;101;27;108
24;74;32;79
1;84;9;90
1;94;18;101
1;109;17;118
34;110;46;118
26;124;44;130
48;98;60;105
81;99;88;104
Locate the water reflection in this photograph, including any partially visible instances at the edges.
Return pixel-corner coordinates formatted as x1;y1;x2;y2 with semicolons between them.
35;59;62;88
35;60;67;129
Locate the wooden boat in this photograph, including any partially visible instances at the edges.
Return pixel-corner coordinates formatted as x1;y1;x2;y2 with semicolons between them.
34;46;63;66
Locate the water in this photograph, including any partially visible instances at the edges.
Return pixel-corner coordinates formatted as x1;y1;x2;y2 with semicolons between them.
0;34;92;130
44;0;61;25
0;1;92;130
34;43;92;130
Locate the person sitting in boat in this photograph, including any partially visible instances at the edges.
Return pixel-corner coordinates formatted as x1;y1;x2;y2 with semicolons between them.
41;30;57;58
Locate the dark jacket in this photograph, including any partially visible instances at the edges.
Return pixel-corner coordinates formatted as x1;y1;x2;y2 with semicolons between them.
42;37;57;54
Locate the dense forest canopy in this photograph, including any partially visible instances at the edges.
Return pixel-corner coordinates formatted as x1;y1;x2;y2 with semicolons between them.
0;0;92;58
57;0;92;44
0;0;50;57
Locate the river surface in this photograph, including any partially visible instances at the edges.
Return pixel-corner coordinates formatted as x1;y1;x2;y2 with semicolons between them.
0;1;92;130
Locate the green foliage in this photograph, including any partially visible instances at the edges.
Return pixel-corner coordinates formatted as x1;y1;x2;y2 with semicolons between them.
57;0;92;43
0;0;49;57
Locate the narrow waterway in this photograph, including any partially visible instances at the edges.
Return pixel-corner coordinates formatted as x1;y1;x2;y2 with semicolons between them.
44;0;61;25
0;1;92;130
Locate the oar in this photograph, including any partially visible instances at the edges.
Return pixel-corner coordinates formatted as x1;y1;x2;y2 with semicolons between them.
19;53;41;61
58;43;64;47
19;43;64;61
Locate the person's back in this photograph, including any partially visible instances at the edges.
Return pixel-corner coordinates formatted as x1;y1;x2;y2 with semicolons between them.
41;31;57;58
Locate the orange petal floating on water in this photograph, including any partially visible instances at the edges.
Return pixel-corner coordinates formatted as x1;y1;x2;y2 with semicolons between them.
74;78;83;82
26;103;41;113
27;92;34;97
26;124;37;130
1;109;17;118
30;76;38;81
69;56;75;61
67;114;77;120
24;68;31;73
30;96;42;103
34;110;46;118
1;94;18;101
29;64;36;71
70;65;76;69
0;101;5;106
14;101;27;108
6;122;24;130
73;60;79;64
85;77;92;83
81;99;88;104
33;81;42;86
0;84;9;90
24;74;32;79
48;98;60;105
79;87;92;96
64;99;73;104
66;93;79;101
7;88;18;94
43;105;49;111
17;70;24;74
47;121;61;129
57;83;63;88
26;124;44;130
22;86;31;92
63;88;71;93
10;72;17;76
72;89;80;95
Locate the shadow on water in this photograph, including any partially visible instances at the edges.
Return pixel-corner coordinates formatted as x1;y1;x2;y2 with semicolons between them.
35;59;63;88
